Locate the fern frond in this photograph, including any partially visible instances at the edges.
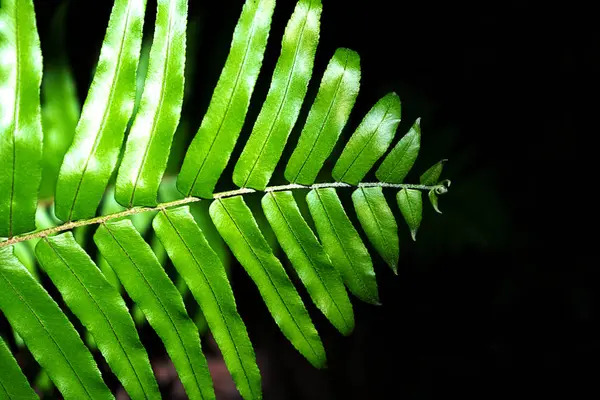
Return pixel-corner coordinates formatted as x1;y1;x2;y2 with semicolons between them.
55;0;147;221
262;191;354;335
177;0;276;198
0;336;37;399
285;48;361;184
333;92;402;185
307;188;379;304
352;187;400;273
115;0;188;207
153;207;261;400
0;0;43;237
211;196;326;368
0;1;454;398
94;220;215;400
35;233;160;400
0;247;113;399
233;0;322;190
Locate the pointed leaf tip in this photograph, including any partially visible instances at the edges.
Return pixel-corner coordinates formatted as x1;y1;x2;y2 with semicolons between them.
420;158;448;186
397;189;422;241
428;190;442;214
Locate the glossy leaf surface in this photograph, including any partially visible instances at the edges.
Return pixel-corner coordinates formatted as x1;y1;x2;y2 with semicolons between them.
177;0;275;198
284;48;360;185
306;188;379;304
116;0;188;207
0;0;44;237
210;196;326;368
352;187;399;273
35;233;159;400
95;220;215;400
233;0;322;190
375;118;421;183
332;93;401;185
0;247;112;400
262;191;354;335
153;207;261;400
55;0;147;221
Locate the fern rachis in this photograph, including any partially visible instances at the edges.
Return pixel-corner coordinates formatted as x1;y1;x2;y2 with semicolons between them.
0;0;451;399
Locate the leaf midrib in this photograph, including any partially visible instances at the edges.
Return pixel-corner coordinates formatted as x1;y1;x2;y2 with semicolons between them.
360;188;393;266
160;210;257;399
313;189;374;302
217;199;320;361
187;3;262;196
242;0;314;187
9;2;22;238
379;130;418;183
268;192;351;331
129;0;177;207
43;237;150;400
67;2;134;221
291;51;349;182
102;223;205;397
338;102;393;182
0;269;94;399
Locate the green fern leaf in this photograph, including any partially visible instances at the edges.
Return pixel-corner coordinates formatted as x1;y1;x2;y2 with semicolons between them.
306;188;379;304
94;220;215;400
397;188;423;241
352;187;400;273
210;196;326;368
35;233;159;400
0;336;38;400
153;206;261;400
0;0;43;237
233;0;322;190
285;48;361;184
55;0;147;221
177;0;276;198
0;247;113;399
115;0;188;207
420;159;448;186
262;191;354;335
333;93;401;185
376;118;421;183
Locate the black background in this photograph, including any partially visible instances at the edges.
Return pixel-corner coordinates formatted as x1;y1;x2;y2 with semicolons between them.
6;0;594;398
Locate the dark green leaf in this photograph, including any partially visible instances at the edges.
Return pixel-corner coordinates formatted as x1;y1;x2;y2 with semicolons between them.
352;187;399;273
0;247;113;399
285;48;361;184
375;118;421;183
306;188;379;304
262;191;354;335
332;93;401;185
177;0;276;198
396;189;422;241
420;159;447;186
35;233;159;400
55;0;147;221
210;196;326;368
0;336;38;400
233;0;322;190
0;0;44;237
116;0;188;207
95;220;216;400
153;207;261;400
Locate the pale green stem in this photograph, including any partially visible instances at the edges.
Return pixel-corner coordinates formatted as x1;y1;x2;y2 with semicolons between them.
0;181;442;248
